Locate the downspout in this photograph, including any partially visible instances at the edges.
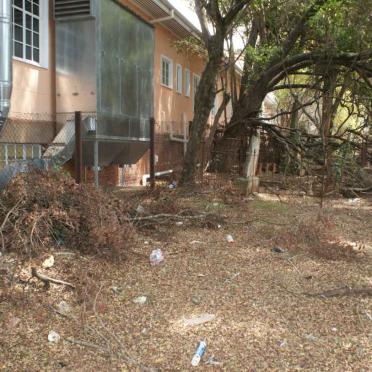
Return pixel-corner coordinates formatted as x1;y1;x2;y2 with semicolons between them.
0;0;12;131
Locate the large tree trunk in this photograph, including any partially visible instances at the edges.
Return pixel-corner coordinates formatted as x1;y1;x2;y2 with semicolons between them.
180;37;224;185
213;79;268;174
320;70;337;206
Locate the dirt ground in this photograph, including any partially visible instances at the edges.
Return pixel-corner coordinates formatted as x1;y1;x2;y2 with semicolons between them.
1;188;371;371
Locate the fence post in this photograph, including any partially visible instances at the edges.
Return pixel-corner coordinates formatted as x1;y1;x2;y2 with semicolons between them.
94;140;99;187
149;117;155;189
200;140;205;181
74;111;83;184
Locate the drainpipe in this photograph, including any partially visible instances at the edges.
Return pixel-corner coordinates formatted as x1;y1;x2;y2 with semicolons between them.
0;0;12;131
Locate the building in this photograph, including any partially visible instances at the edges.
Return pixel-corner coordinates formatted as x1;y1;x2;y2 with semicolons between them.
1;0;231;186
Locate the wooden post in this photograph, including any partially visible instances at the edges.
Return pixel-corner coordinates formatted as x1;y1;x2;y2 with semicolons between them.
94;140;99;187
74;111;83;184
149;117;155;189
200;140;205;181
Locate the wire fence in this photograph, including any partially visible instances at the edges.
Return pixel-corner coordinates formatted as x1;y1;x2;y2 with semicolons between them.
0;113;56;189
0;114;308;190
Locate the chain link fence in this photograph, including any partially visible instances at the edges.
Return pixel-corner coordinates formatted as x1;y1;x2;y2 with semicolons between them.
0;114;288;189
0;113;56;189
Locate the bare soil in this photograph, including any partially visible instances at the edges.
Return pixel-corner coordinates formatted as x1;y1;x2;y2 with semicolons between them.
1;189;371;371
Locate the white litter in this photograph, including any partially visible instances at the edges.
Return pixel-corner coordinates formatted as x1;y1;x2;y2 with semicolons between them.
190;240;204;245
226;234;234;243
149;249;164;265
57;301;70;314
133;296;147;305
48;330;61;343
182;314;216;327
136;204;146;214
42;255;55;269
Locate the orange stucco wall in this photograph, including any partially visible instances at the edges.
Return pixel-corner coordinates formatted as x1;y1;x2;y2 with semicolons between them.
9;0;55;117
6;0;232;185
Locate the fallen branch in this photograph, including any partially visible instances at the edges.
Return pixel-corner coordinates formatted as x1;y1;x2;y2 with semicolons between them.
65;338;110;354
305;286;372;298
31;267;75;289
343;186;372;193
130;213;208;222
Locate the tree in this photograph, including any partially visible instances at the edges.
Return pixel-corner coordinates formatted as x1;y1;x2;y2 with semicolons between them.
179;0;250;185
216;0;372;179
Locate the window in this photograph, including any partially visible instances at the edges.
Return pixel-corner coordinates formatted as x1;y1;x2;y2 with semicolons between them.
185;69;191;97
176;64;182;94
12;0;48;67
161;55;173;88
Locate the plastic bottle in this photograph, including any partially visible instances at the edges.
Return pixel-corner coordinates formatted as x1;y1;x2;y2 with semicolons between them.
191;340;207;366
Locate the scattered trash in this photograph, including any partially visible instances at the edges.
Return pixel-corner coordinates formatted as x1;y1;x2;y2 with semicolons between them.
191;297;201;305
48;330;61;343
42;255;55;269
226;234;234;243
149;249;164;266
205;355;222;366
212;202;219;207
305;334;317;341
278;339;287;347
168;181;177;189
136;204;146;214
6;316;21;329
111;286;122;294
141;328;148;334
144;241;149;245
331;327;338;332
175;221;184;226
271;246;286;254
217;224;221;229
133;296;147;305
347;198;360;204
183;314;216;327
57;301;71;315
224;272;240;284
191;340;207;367
190;240;204;245
365;310;372;321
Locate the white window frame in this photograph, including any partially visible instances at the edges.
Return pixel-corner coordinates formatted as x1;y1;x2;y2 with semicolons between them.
12;0;49;69
185;68;191;97
176;64;182;94
161;55;173;89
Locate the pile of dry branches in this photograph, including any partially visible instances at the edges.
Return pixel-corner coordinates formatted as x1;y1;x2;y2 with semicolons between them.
0;169;134;259
127;189;225;229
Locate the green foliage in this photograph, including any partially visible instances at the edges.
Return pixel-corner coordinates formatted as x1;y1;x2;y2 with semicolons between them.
308;0;372;51
172;36;207;58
